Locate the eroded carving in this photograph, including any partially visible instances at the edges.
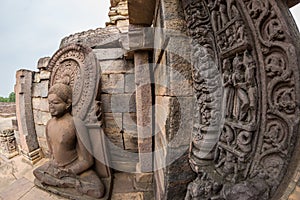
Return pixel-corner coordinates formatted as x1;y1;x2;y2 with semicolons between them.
0;129;18;158
183;0;300;199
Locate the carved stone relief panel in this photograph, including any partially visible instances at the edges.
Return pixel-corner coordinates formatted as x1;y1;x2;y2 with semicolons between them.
182;0;300;199
0;129;18;159
47;44;100;123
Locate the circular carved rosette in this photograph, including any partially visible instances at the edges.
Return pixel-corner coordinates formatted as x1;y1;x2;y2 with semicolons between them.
47;44;99;121
183;0;300;199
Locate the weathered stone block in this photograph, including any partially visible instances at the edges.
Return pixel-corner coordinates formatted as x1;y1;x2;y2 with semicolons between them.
102;74;125;94
125;74;135;93
111;192;144;200
39;70;50;80
41;111;51;126
154;50;193;97
112;172;136;193
117;19;129;33
32;98;49;112
155;96;193;148
123;131;138;151
155;96;171;138
109;144;139;172
111;160;138;173
37;57;50;69
35;124;46;138
118;8;128;16
32;81;48;98
136;173;153;183
34;110;51;126
34;73;40;83
123;112;137;132
99;59;134;74
104;127;123;149
110;0;121;7
94;48;125;60
104;113;122;129
154;53;170;96
168;97;193;147
37;137;50;157
110;15;128;23
164;19;186;33
101;94;136;113
167;36;191;62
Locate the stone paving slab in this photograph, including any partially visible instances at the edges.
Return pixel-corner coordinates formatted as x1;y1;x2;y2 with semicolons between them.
20;186;66;200
0;177;34;200
0;155;153;200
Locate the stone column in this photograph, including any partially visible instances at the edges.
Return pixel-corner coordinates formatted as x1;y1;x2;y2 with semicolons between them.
15;70;42;164
134;51;153;172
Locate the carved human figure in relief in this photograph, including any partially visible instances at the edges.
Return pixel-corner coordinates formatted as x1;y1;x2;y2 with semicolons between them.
209;0;229;32
33;83;104;199
232;54;250;121
222;59;234;118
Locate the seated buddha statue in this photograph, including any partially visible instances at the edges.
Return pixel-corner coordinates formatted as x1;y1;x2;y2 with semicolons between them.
33;83;105;199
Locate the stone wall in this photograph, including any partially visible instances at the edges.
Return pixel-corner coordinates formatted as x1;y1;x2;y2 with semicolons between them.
0;103;16;118
153;1;195;199
107;0;129;33
97;49;139;172
31;58;51;157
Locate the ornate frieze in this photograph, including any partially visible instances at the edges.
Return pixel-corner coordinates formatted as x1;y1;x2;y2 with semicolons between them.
182;0;300;199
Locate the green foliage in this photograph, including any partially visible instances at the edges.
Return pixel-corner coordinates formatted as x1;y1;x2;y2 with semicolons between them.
0;92;15;102
8;92;15;102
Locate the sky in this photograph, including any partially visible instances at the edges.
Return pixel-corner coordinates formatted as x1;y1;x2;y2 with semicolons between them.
0;1;299;97
0;0;110;97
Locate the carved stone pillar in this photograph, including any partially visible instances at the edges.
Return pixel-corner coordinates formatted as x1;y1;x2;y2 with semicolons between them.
134;50;153;172
15;70;42;164
128;25;154;173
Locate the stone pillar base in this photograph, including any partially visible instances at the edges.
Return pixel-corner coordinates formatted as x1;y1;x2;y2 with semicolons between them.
0;151;19;159
20;148;42;165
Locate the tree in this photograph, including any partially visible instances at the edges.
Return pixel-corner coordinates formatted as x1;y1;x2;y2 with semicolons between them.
0;97;8;102
0;92;15;102
8;92;15;102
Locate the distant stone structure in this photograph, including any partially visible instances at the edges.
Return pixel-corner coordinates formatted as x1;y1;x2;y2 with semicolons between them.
0;103;16;118
0;102;18;159
14;0;300;199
